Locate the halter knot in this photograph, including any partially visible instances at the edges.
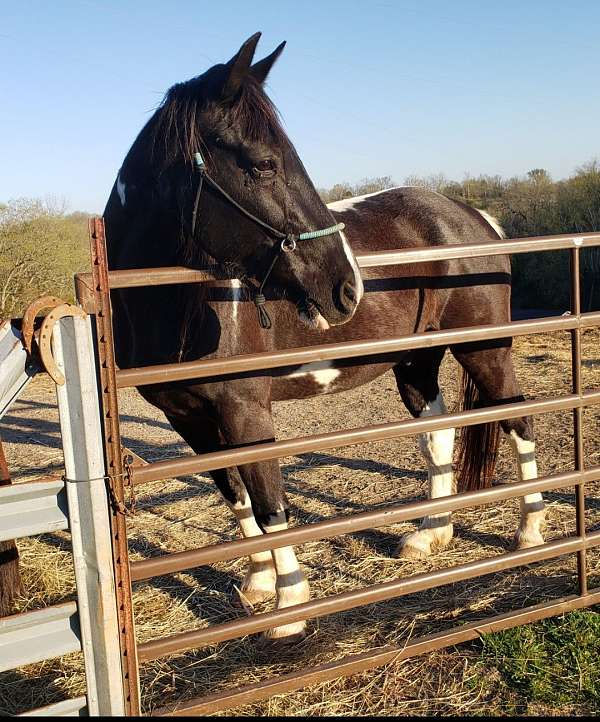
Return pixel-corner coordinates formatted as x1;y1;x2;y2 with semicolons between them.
253;292;272;329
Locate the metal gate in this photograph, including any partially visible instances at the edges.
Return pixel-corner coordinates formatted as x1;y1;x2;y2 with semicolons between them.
0;313;125;716
73;218;600;716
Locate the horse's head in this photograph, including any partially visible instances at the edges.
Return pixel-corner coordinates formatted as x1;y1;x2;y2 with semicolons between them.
127;33;362;330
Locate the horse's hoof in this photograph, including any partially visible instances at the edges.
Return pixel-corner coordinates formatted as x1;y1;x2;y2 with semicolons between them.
396;534;431;560
513;529;544;550
262;622;307;645
396;544;431;561
231;587;275;608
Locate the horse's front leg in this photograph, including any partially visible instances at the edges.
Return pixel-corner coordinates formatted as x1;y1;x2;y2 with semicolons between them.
398;394;456;559
393;352;456;559
228;480;277;605
217;391;309;642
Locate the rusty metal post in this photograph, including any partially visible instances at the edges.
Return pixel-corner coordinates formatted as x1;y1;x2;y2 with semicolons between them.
570;245;587;596
88;218;140;714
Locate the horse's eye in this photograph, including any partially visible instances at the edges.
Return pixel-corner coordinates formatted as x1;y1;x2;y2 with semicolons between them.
252;159;276;178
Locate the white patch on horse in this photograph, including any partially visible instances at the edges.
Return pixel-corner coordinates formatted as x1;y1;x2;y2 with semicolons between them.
326;186;402;212
116;172;126;207
289;360;341;389
230;279;243;326
476;208;506;239
340;231;364;303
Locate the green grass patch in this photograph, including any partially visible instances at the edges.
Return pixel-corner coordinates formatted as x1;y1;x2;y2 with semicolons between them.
476;609;600;713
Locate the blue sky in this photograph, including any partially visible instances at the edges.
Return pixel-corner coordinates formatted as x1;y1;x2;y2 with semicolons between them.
1;0;599;212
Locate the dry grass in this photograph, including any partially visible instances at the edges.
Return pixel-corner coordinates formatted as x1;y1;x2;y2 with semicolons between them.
1;329;600;715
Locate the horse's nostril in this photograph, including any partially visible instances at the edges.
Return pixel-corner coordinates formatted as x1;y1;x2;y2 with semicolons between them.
338;280;358;313
343;282;357;304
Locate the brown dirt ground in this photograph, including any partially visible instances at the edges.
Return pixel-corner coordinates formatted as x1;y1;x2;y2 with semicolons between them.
1;329;599;716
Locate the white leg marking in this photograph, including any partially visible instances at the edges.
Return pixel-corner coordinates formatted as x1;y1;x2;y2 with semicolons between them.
508;430;545;548
263;514;309;640
231;492;276;603
116;172;126;207
289;360;341;391
399;393;456;559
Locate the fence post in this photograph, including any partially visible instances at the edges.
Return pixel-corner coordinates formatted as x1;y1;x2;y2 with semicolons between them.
53;315;126;716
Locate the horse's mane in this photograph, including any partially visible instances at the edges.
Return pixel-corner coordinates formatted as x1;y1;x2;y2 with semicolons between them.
128;73;286;362
147;74;286;171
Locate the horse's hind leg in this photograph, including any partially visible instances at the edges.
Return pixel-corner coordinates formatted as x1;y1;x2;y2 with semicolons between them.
394;348;456;559
451;342;545;548
166;413;277;605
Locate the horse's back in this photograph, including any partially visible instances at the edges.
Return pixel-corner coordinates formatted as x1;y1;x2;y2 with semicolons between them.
328;186;507;266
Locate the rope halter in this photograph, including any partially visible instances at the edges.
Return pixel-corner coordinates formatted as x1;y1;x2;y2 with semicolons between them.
192;151;345;329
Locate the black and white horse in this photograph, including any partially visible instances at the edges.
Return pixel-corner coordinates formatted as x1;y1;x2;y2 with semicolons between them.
104;34;545;642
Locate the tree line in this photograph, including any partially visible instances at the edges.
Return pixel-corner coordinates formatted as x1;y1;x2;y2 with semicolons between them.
1;159;599;320
319;160;600;310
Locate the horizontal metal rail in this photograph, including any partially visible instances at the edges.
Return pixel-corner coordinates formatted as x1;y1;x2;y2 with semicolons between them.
131;390;600;485
152;587;600;716
131;465;600;582
74;232;600;294
356;231;600;267
0;602;81;671
137;531;600;662
19;696;88;717
0;478;68;542
116;311;600;389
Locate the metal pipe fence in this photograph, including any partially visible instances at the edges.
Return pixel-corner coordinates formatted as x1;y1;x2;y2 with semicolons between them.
80;219;600;716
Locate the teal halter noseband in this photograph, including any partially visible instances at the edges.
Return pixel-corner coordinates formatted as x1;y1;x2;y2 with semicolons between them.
192;151;344;329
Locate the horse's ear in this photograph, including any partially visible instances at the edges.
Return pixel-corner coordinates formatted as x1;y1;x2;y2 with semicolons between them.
221;32;262;102
249;41;286;84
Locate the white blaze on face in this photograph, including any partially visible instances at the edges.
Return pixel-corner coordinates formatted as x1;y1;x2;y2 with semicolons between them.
339;231;364;304
116;172;126;207
289;360;341;390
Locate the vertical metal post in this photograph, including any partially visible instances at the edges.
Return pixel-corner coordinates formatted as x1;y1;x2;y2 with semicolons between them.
87;218;141;715
570;245;587;595
53;315;125;715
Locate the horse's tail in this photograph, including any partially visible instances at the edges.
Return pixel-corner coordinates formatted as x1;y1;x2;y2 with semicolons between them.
455;369;501;493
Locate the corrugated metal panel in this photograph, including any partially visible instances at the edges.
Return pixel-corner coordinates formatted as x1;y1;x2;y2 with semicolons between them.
0;320;39;420
0;478;68;542
0;602;81;671
19;696;87;717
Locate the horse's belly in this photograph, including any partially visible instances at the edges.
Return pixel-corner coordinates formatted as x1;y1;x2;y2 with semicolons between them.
271;361;396;401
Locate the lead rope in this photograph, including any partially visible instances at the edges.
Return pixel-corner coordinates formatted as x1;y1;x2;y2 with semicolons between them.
192;151;345;329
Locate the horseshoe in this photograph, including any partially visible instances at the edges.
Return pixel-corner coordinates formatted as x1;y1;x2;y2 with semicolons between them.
38;304;87;385
21;295;66;355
